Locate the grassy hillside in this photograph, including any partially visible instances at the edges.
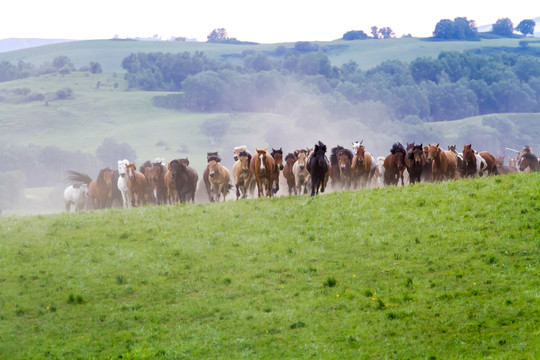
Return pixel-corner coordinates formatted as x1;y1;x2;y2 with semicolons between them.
0;37;536;72
0;173;538;359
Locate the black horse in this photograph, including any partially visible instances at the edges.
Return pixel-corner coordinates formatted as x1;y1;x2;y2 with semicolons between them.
307;141;329;196
170;158;199;203
405;143;426;185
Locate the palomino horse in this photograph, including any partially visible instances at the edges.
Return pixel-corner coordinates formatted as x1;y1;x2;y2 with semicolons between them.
170;158;198;203
404;143;426;184
292;149;310;195
383;142;407;186
117;159;131;208
232;150;255;200
282;153;297;196
88;168;114;209
519;153;539;172
251;149;275;198
351;145;376;188
271;148;284;195
64;183;88;212
233;145;251;162
462;145;498;177
427;144;457;181
337;148;354;189
207;155;232;202
126;162;147;207
307;141;330;196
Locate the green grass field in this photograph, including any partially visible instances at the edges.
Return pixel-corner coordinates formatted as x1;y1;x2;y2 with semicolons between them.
0;173;538;359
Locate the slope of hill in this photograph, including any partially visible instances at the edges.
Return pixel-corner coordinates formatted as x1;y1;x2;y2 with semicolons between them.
0;38;76;53
0;173;538;359
0;37;533;72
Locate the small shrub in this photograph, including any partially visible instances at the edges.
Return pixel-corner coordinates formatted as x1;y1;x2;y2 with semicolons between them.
290;321;306;329
68;293;84;304
323;277;337;288
223;277;232;285
376;299;386;309
406;277;413;287
363;290;373;297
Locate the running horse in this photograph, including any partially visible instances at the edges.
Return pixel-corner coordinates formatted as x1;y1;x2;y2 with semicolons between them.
88;167;114;209
307;141;330;196
282;152;297;196
251;149;275;198
232;150;255;200
292;149;310;195
202;152;221;202
329;145;343;189
383;142;407;186
148;160;168;205
207;155;232;202
126;162;147;207
351;144;376;188
337;148;354;189
170;158;199;203
404;143;426;184
462;145;498;177
519;152;539;172
426;144;457;181
271;148;284;195
64;170;92;212
117;159;131;208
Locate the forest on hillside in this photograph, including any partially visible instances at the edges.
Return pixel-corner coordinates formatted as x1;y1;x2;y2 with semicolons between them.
121;43;540;125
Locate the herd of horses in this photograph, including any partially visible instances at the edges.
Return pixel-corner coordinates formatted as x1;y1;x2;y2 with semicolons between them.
63;142;539;211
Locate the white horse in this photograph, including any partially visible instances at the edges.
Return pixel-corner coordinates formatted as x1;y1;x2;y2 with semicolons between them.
376;156;385;186
64;183;88;212
117;159;131;208
474;152;488;176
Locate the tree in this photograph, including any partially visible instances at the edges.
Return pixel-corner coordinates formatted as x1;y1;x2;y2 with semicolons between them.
342;30;368;40
371;26;379;39
378;27;395;39
95;138;137;167
433;17;478;40
492;18;514;37
516;19;536;36
207;28;228;42
90;62;103;74
433;19;454;39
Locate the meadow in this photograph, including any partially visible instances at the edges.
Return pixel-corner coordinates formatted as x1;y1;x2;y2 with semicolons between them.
0;172;538;359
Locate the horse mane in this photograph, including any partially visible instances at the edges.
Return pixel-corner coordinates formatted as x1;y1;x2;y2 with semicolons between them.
207;152;221;162
522;153;538;162
390;142;406;155
330;145;344;165
522;145;532;154
238;150;250;158
66;170;92;185
179;158;190;166
271;148;283;156
139;160;152;173
339;148;353;160
285;153;296;161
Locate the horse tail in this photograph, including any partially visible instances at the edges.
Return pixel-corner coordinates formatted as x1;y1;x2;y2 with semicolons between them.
66;170;92;185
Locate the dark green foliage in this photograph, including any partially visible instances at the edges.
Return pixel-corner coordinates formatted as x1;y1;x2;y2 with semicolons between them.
433;17;478;40
342;30;369;41
323;277;337;288
492;18;514;37
516;20;536;36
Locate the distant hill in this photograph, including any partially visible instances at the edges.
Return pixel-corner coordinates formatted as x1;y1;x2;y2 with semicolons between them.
0;38;76;53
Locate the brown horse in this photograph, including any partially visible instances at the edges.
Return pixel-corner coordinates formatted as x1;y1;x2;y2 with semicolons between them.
329;145;343;189
421;146;433;182
351;145;375;188
519;153;539;172
383;143;407;186
164;166;178;203
292;150;310;195
427;144;457;181
170;158;199;203
148;161;167;205
202;152;221;202
337;148;354;189
462;145;498;177
271;148;284;195
88;168;113;209
232;150;255;200
207;156;231;202
126;162;147;207
404;143;426;185
251;149;275;198
282;153;297;196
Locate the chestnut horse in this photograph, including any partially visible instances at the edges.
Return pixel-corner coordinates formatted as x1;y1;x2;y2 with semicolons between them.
271;148;284;195
351;145;375;188
462;145;498;177
282;153;297;196
329;145;343;189
202;152;221;202
148;161;167;205
426;144;457;181
307;141;330;196
251;149;275;198
292;150;310;195
383;142;407;186
88;167;114;209
207;156;231;202
126;162;147;207
404;143;426;185
337;148;354;189
232;150;255;200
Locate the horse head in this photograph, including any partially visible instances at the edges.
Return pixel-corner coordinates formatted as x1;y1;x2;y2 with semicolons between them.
117;159;129;178
462;144;475;167
271;148;284;171
238;150;251;172
233;145;247;161
338;149;352;171
412;144;425;166
98;168;113;189
126;163;137;180
426;144;441;162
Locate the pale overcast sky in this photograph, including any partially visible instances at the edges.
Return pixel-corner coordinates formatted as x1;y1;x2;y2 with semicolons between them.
1;1;538;43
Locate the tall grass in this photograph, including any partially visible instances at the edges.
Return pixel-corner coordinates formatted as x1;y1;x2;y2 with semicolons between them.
0;173;538;359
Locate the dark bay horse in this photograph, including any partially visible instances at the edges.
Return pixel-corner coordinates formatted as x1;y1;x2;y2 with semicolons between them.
307;141;330;196
251;149;275;198
383;142;407;186
271;148;284;195
170;158;199;203
283;153;297;196
329;145;343;189
337;148;354;189
404;143;426;184
519;153;539;172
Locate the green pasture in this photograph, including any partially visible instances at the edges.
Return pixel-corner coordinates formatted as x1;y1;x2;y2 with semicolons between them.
0;37;534;72
0;173;538;359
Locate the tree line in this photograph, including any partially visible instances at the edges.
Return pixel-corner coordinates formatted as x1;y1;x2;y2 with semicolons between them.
122;46;540;123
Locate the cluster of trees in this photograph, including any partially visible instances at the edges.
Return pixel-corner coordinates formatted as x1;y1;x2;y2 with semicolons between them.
206;28;257;45
433;17;536;40
0;56;102;83
123;46;540;123
343;26;397;40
